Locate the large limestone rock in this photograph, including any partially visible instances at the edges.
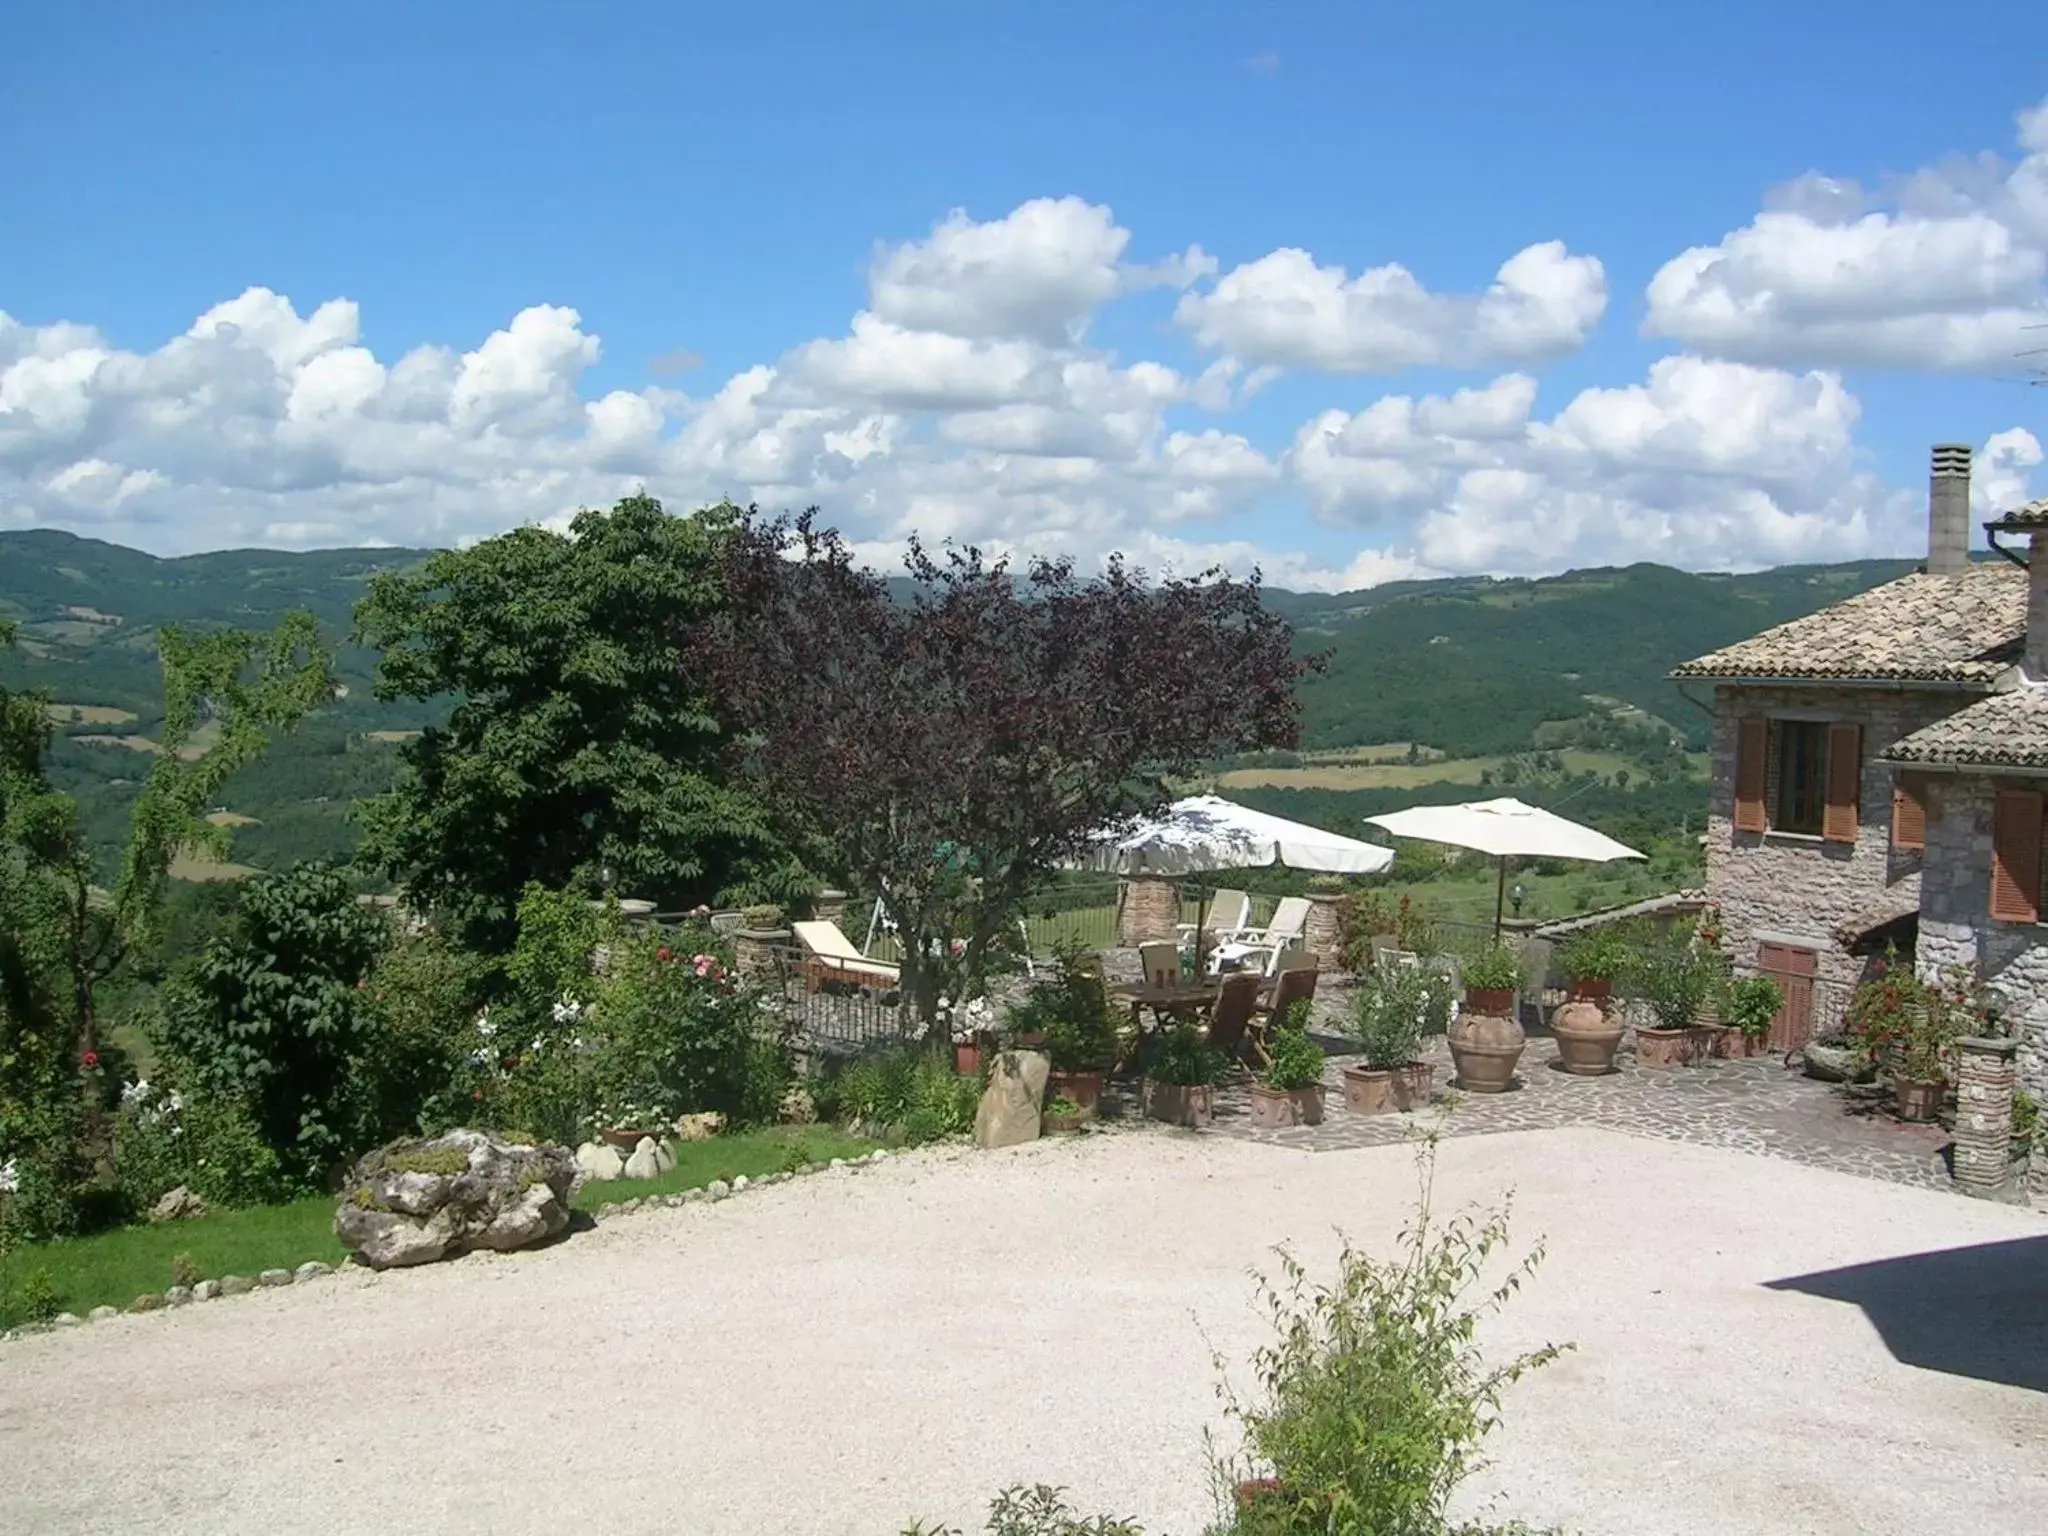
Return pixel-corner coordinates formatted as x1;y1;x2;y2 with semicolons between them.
974;1050;1050;1149
673;1111;725;1141
623;1137;662;1181
149;1185;208;1223
334;1130;578;1271
575;1141;626;1182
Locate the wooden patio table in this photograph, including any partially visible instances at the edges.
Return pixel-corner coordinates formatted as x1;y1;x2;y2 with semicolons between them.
1109;976;1272;1043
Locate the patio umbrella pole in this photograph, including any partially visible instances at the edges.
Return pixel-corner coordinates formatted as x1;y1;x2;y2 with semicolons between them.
1493;856;1508;940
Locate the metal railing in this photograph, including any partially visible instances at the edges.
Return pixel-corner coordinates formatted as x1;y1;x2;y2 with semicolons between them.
761;943;920;1052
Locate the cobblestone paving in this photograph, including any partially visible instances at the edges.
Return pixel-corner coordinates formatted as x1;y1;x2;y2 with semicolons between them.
1199;1032;1970;1194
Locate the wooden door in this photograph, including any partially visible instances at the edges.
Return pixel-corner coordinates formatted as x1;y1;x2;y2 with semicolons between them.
1757;942;1818;1051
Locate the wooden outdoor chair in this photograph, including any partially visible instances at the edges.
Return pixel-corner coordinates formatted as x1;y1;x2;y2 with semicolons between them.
790;919;901;994
1204;972;1264;1064
1255;961;1320;1032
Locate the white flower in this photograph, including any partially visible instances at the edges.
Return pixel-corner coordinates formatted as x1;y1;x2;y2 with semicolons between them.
121;1078;151;1107
0;1157;18;1195
552;996;582;1024
165;1091;183;1114
474;1009;496;1038
531;1036;545;1054
468;1048;492;1068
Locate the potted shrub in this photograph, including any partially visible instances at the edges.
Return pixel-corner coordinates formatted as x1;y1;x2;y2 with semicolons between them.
1447;944;1525;1093
1041;1095;1089;1133
1556;926;1629;1003
1250;1028;1327;1129
1143;1022;1228;1128
1632;928;1722;1067
1342;966;1433;1114
1846;959;1970;1122
1718;974;1783;1060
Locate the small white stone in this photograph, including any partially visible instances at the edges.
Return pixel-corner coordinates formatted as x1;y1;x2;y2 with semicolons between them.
88;1305;120;1322
53;1312;82;1328
295;1261;332;1282
163;1286;193;1307
258;1268;293;1288
706;1179;731;1201
829;1157;847;1170
731;1175;750;1193
192;1280;221;1303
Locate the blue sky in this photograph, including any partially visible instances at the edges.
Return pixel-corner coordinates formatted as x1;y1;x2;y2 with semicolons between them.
3;1;2045;587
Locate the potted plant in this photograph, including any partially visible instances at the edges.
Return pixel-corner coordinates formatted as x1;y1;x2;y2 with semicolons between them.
1250;1028;1327;1128
948;996;994;1075
1041;1095;1089;1133
1143;1022;1228;1128
1447;944;1525;1092
1342;966;1433;1114
1556;926;1628;1003
1632;927;1722;1067
1718;974;1783;1060
1846;959;1969;1122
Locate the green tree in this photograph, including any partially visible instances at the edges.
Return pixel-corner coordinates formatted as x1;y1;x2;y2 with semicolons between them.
160;862;387;1184
354;496;797;949
0;614;330;1234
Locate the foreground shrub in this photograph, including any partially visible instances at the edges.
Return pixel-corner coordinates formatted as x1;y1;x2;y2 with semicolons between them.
110;1078;290;1213
821;1047;979;1145
1214;1138;1568;1535
904;1484;1143;1536
159;862;388;1188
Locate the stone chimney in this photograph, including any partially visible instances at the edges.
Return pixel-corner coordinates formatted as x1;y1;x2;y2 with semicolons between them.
1927;443;1972;575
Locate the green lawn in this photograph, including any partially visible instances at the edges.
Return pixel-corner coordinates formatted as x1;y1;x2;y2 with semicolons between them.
1;1195;343;1327
1;1126;880;1327
573;1125;876;1211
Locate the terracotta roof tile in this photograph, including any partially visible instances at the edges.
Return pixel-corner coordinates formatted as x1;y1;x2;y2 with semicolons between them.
1986;497;2048;532
1884;687;2048;769
1670;566;2024;682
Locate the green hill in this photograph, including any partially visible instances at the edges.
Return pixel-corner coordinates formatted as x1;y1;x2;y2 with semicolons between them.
0;526;1913;880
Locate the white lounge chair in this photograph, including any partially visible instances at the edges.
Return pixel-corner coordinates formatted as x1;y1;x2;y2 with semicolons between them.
791;920;901;990
1216;896;1313;977
1177;888;1251;951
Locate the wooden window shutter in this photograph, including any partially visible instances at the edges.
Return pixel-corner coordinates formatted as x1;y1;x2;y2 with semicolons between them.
1822;723;1861;843
1991;789;2043;923
1891;776;1927;851
1733;718;1767;833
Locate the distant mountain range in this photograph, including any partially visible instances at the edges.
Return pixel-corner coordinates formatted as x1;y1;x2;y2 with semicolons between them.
1;526;1912;874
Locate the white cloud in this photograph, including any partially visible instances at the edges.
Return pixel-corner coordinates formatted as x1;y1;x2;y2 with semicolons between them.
1290;356;1922;576
2;181;2036;594
1646;96;2048;370
866;196;1210;345
1175;240;1607;372
1977;427;2043;514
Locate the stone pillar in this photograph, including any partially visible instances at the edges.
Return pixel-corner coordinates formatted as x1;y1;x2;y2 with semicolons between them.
813;889;848;927
733;926;791;985
1118;876;1180;947
1302;893;1344;971
1953;1035;2018;1200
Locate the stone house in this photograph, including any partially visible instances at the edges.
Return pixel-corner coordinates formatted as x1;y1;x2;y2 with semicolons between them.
1671;445;2048;1102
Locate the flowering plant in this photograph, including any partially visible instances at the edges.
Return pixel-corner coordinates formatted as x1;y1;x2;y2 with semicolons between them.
1846;953;1975;1084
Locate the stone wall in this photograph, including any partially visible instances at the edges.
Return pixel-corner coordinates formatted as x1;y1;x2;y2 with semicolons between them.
1705;684;1956;996
1117;876;1180;947
1915;774;2048;1104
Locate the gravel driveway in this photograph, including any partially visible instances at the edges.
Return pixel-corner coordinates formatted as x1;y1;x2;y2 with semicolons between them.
3;1127;2044;1536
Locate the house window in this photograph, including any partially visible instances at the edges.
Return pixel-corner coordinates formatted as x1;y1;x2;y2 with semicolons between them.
1774;721;1829;835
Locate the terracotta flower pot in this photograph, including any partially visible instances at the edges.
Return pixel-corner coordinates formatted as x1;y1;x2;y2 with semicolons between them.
1342;1062;1433;1114
1466;985;1517;1016
1567;977;1613;1003
1550;998;1623;1076
1041;1107;1090;1133
1893;1076;1945;1122
599;1127;659;1152
1249;1083;1326;1128
1449;999;1524;1093
1719;1029;1768;1060
954;1043;983;1076
1048;1069;1104;1112
1142;1079;1215;1128
1634;1025;1716;1068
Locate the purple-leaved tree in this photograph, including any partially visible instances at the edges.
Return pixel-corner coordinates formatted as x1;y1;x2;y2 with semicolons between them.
711;511;1318;1022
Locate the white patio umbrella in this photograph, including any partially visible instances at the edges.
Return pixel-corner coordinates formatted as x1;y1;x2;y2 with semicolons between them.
1088;793;1396;876
1363;796;1644;938
1086;793;1394;960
